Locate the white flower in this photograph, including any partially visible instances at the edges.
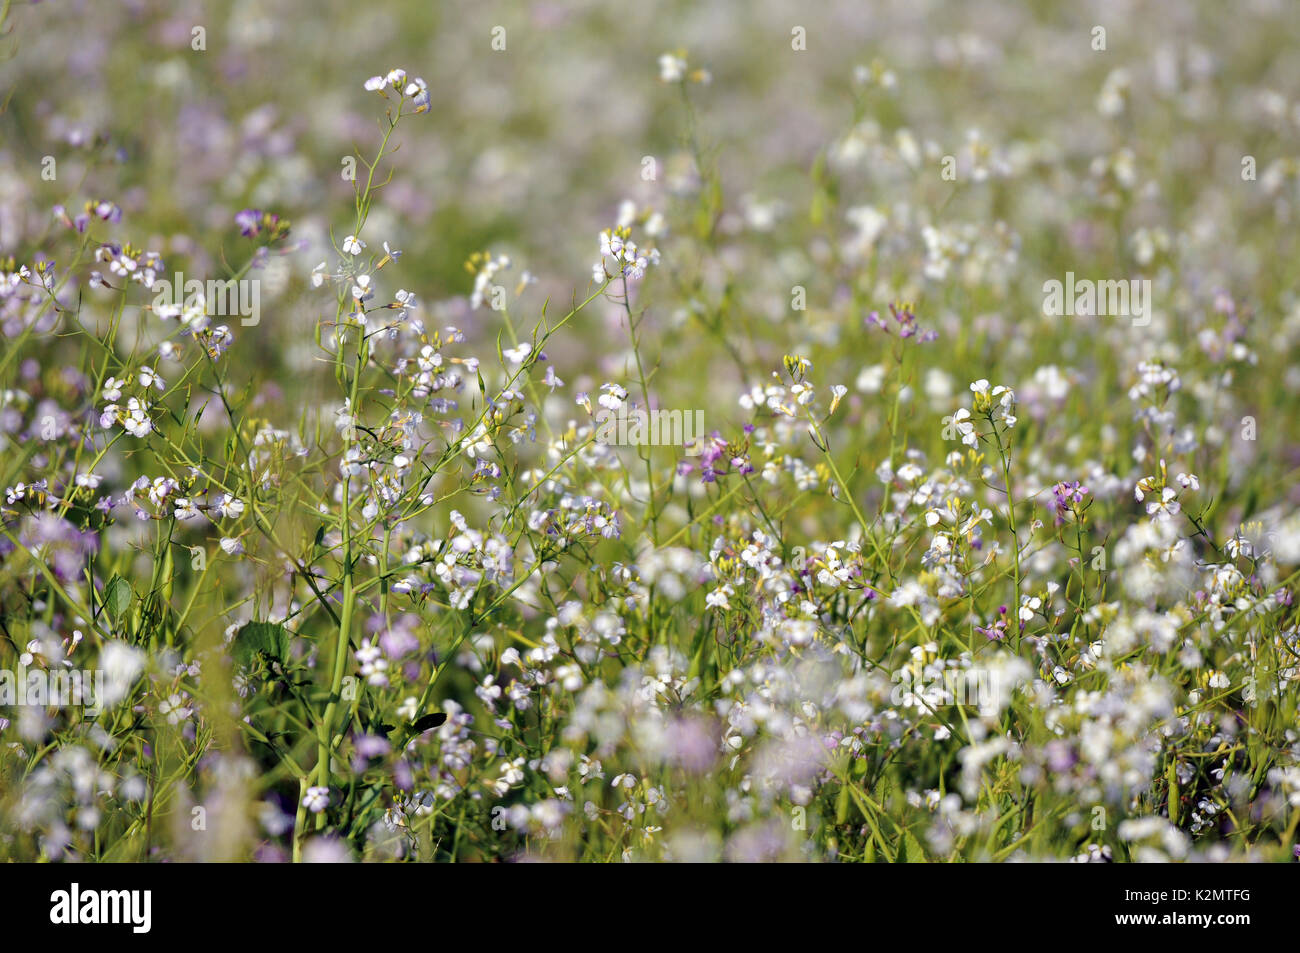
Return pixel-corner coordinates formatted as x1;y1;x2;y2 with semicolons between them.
158;693;193;724
948;407;978;447
828;384;848;414
303;786;330;814
216;494;245;519
99;640;146;707
503;343;532;365
1146;487;1181;521
417;345;442;371
343;235;366;256
500;757;526;787
658;53;687;82
404;77;430;112
351;274;372;301
856;365;886;393
138;366;164;390
1224;533;1253;560
600;229;626;259
598;383;627;411
123;398;152;438
181;299;209;331
356;637;389;687
463;423;492;459
365;68;408;94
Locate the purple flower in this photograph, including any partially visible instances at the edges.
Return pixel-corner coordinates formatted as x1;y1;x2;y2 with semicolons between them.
378;615;422;659
1048;480;1090;525
865;302;938;342
1044;740;1076;773
235;208;261;237
19;513;99;582
664;717;718;774
353;734;392;760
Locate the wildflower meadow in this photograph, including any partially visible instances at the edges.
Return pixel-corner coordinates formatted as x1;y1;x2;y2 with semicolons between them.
2;0;1300;874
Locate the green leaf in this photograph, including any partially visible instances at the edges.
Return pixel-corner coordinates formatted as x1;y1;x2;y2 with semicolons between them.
898;828;928;863
232;621;290;667
104;576;134;623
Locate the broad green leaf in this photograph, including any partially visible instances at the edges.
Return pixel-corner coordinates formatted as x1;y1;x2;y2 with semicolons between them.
899;829;928;863
105;576;134;623
232;621;290;667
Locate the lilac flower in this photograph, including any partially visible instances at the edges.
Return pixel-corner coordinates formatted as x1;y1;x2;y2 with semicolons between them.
1048;480;1090;525
235;209;261;236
